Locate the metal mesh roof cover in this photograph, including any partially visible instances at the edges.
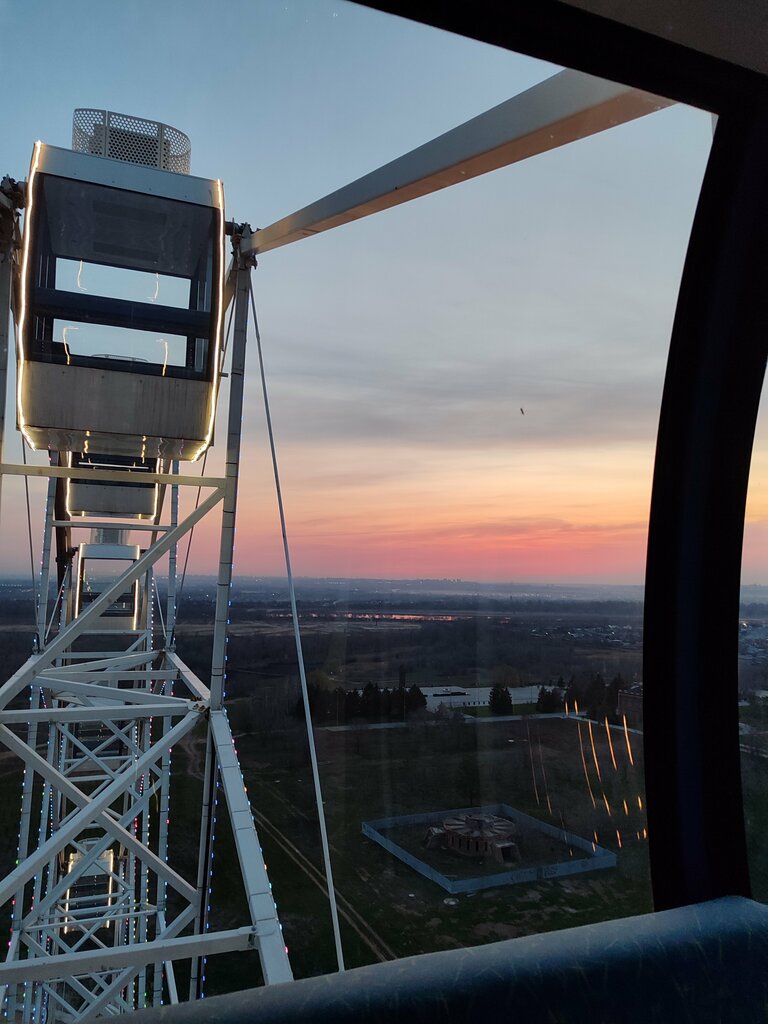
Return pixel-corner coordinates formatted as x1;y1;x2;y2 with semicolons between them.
72;110;191;174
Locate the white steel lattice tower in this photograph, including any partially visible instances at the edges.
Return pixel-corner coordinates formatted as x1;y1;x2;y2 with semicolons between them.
0;113;291;1021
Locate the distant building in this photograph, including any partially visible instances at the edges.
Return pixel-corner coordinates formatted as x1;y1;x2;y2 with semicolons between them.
421;685;541;713
618;684;643;729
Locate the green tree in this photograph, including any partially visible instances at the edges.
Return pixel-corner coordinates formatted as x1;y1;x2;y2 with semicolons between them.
406;684;427;713
360;682;382;720
536;686;564;713
489;683;513;715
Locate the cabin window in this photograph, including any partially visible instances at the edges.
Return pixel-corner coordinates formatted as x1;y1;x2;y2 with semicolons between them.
78;558;139;619
25;174;218;380
242;45;713;977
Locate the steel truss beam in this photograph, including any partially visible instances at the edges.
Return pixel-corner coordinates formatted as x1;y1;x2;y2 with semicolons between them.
0;463;226;489
0;249;291;1022
0;926;258;984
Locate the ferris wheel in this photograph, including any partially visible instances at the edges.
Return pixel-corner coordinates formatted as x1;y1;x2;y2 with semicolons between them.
0;38;682;1024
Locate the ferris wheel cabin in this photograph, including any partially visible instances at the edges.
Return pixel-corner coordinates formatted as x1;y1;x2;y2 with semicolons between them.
17;111;225;462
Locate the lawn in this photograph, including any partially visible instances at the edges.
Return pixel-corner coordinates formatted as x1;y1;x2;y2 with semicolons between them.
462;703;537;718
236;714;653;978
0;712;655;992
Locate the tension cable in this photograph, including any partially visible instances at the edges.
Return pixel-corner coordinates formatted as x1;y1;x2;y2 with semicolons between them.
248;278;346;973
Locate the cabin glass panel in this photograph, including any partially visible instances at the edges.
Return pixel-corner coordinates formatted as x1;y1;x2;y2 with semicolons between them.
76;555;141;625
27;173;217;381
740;387;768;900
215;59;714;982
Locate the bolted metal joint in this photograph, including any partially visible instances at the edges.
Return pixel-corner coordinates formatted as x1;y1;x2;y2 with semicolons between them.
232;223;258;269
0;175;26;209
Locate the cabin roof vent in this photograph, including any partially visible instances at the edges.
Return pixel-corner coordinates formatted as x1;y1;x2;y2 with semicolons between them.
72;109;191;174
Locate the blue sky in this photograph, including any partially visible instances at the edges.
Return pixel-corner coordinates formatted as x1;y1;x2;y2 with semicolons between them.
1;0;738;583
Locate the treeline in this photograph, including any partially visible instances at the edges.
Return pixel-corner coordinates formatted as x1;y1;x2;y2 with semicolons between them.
486;683;565;715
564;672;628;721
296;682;427;724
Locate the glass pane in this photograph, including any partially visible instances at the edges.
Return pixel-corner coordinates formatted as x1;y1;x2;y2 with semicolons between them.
50;320;190;369
0;0;716;1007
741;389;768;898
56;259;191;308
39;175;215;278
80;557;137;616
213;81;712;979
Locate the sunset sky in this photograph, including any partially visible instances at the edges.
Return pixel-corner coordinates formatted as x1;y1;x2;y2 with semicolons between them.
2;0;764;584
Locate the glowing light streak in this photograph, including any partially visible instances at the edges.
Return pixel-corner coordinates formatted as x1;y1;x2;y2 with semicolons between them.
64;450;78;519
576;722;596;809
587;719;602;783
604;716;617;770
536;728;553;816
564;701;569;716
150;272;159;302
525;717;540;806
602;793;612;817
16;141;42;447
623;799;629;816
637;795;643;810
158;338;168;377
132;579;140;630
622;714;635;765
73;557;82;619
76;259;87;291
616;829;622;849
61;325;78;366
574;700;580;715
191;178;226;462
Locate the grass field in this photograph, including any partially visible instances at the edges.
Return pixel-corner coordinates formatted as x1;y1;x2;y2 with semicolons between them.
3;707;768;997
229;714;654;978
461;704;537;718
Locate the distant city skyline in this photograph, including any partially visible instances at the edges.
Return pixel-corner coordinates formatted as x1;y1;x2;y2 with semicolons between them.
2;0;765;584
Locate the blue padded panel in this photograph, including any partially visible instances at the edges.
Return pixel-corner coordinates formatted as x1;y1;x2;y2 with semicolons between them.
130;897;768;1023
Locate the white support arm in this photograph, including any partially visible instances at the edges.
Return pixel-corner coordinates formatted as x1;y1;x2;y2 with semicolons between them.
248;69;671;255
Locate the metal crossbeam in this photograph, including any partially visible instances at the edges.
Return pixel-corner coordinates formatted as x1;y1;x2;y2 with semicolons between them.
2;921;249;984
35;679;190;707
0;486;223;709
0;462;226;488
166;652;211;701
249;69;671;254
0;703;193;723
211;711;294;981
0;714;200;906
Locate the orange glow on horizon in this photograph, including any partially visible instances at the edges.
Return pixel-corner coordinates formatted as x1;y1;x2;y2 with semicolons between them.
183;439;655;581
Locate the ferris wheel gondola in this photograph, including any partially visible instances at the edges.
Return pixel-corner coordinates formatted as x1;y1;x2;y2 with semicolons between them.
17;113;225;462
